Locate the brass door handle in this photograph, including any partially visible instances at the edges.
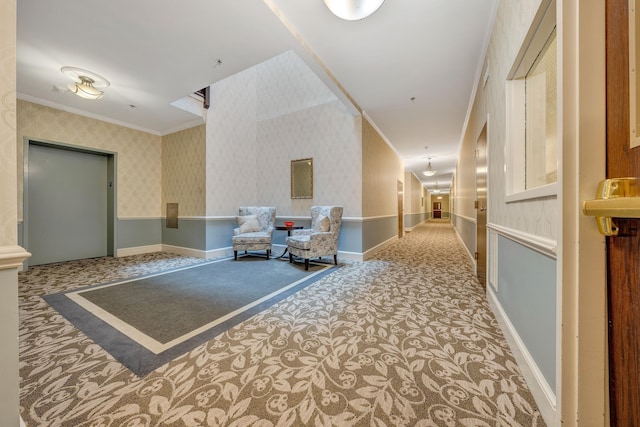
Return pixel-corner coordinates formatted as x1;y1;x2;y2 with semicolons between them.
582;177;640;236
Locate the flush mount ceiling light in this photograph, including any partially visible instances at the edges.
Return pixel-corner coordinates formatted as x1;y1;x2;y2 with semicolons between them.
323;0;385;20
61;66;110;100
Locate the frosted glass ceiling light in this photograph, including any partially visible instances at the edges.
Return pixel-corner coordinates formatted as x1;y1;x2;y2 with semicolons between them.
423;158;436;176
323;0;385;20
68;76;104;100
61;66;110;100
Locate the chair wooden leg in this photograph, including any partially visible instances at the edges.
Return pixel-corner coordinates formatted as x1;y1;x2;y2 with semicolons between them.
333;254;337;265
304;259;309;271
267;250;270;260
289;253;293;263
234;250;238;260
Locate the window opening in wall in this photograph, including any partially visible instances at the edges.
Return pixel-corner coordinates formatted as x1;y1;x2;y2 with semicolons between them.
525;28;557;189
505;0;558;202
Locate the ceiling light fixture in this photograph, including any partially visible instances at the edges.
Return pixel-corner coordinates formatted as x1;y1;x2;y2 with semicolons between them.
68;76;104;100
423;158;436;176
323;0;385;20
61;66;110;100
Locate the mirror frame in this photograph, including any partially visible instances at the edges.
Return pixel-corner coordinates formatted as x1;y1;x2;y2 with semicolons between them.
290;158;313;199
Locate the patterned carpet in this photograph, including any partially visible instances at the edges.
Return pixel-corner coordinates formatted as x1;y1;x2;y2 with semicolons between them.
19;220;546;426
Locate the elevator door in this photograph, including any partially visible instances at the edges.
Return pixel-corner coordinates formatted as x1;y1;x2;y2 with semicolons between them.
27;144;108;265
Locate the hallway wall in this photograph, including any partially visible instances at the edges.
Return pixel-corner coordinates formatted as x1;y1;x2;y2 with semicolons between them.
453;0;558;423
403;171;429;230
0;0;22;424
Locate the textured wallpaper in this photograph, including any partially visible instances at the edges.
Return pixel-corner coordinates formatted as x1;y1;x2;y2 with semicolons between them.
206;50;362;217
162;125;206;217
16;101;163;219
404;171;427;215
206;66;259;216
457;0;558;240
0;0;16;247
362;118;404;218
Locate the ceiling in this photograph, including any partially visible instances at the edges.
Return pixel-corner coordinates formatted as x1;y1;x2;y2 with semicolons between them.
17;0;498;193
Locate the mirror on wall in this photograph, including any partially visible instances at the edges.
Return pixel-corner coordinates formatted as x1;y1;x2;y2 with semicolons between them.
630;3;640;148
291;158;313;199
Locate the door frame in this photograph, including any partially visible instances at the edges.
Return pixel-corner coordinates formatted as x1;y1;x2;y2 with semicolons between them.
476;120;488;288
22;138;118;268
561;0;608;424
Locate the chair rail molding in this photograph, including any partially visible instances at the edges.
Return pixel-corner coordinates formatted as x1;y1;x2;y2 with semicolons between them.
487;222;557;259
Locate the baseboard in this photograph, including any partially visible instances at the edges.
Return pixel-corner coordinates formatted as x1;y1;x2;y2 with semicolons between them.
487;287;556;426
116;244;162;257
119;244;360;262
271;244;364;262
363;235;398;260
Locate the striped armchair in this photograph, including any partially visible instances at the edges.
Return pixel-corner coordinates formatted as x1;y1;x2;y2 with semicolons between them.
286;206;343;270
232;207;276;260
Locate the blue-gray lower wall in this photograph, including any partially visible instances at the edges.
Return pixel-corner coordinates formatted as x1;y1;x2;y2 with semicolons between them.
363;216;397;253
452;214;476;258
117;217;366;256
495;235;557;392
118;219;163;248
404;212;428;229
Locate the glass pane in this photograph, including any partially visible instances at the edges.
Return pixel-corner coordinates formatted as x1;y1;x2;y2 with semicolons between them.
525;28;557;189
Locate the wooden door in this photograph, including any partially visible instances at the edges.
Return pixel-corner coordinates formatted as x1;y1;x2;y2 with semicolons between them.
397;180;403;238
606;1;640;424
476;123;488;288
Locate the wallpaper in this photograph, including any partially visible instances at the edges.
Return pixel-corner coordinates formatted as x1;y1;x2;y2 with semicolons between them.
456;0;558;240
206;66;259;216
162;125;206;217
0;0;16;247
16;101;163;219
206;50;362;218
404;171;427;215
362;118;404;218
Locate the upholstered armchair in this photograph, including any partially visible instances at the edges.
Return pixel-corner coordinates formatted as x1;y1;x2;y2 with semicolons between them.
286;206;343;270
232;206;276;260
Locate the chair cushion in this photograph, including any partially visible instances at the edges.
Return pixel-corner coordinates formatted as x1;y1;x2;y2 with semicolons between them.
287;235;312;250
314;214;330;232
237;215;260;233
232;231;271;245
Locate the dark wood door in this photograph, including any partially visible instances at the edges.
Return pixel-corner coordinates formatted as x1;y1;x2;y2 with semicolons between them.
397;180;403;238
476;123;488;288
606;1;640;424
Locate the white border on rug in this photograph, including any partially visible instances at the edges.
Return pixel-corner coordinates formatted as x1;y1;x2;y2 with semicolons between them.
66;259;331;354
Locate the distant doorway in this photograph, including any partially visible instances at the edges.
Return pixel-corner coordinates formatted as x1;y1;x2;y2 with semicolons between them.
433;202;442;218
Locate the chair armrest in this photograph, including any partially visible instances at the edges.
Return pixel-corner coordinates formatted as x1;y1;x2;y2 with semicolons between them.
291;229;313;236
309;231;331;241
233;227;241;236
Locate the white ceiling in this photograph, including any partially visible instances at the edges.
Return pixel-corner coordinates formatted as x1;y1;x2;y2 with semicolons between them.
17;0;498;193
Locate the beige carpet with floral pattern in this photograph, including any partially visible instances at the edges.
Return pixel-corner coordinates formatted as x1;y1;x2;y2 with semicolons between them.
19;220;546;426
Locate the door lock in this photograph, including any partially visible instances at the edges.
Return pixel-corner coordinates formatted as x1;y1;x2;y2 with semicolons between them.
582;177;640;236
